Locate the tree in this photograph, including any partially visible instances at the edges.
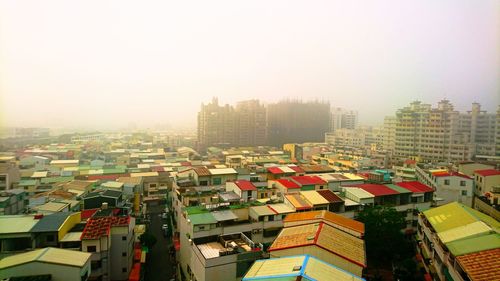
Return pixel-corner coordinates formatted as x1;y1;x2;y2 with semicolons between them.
139;231;157;250
356;205;413;264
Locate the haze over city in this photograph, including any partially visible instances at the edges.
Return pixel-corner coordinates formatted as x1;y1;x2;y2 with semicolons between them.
1;0;498;130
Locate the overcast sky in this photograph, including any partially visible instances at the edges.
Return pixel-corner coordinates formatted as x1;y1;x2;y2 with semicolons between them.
0;0;498;130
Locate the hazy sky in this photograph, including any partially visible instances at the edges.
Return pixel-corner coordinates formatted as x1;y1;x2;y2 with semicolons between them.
0;0;498;130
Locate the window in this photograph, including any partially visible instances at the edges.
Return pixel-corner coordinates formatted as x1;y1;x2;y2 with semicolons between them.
460;181;466;187
150;183;157;188
268;215;274;221
122;236;127;241
461;190;468;196
213;178;222;185
122;252;126;257
87;246;96;252
122;268;127;273
444;179;450;185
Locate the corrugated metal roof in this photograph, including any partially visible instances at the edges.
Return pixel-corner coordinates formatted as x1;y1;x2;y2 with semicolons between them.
208;168;238;175
446;233;500;257
0;215;39;234
0;247;91;269
385;184;412;194
317;190;344;203
438;221;492;244
300;191;329;205
234;180;257;191
345;187;374;199
243;255;364;281
285;194;312;210
270;222;366;267
250;205;277;216
31;212;70;233
423;202;499;233
188;213;217;225
267;203;295;214
31;171;48;178
351;184;400;197
474;169;500;177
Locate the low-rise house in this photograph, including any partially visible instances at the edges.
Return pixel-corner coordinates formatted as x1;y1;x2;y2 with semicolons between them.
187;233;263;281
243;254;365;281
269;178;301;196
226;180;258;202
474;169;500;195
82;189;123;210
269;212;366;277
290;175;327;191
0;189;27;215
0;247;92;281
416;167;474;207
284;193;313;212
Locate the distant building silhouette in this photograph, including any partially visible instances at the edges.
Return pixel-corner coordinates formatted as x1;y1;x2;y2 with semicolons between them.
267;100;330;146
197;98;266;150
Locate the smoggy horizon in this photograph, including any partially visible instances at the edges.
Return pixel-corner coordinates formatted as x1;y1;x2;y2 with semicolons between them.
1;0;499;130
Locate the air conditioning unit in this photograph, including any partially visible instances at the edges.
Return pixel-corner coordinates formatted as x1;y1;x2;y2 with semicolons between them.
252;229;261;234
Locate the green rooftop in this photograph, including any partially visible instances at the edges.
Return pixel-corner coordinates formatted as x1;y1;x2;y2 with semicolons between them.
184;206;209;215
446;233;500;256
41;176;74;184
18;180;38;187
188;213;217;225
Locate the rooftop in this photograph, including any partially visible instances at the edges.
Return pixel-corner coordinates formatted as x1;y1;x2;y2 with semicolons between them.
456;248;500;281
350;184;400;197
234;180;257;191
317;189;344;203
208;168;238;175
274;178;301;189
432;171;472;180
194;167;211;176
0;247;91;269
81;215;131;240
196;233;260;259
269;222;366;267
446;233;500;257
188;212;217;225
285;194;313;211
290;175;327;186
250;205;277;216
300;190;329;205
284;210;365;236
0;215;39;234
474;169;500;177
395;181;434;193
30;212;71;233
243;254;365;281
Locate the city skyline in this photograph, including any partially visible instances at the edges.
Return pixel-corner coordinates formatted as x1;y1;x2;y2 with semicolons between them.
1;0;498;129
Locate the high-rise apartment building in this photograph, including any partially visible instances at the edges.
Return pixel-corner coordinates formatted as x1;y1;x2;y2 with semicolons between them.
384;100;498;162
197;98;267;150
235;100;267;147
197;98;237;150
267;100;330;146
330;108;358;131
